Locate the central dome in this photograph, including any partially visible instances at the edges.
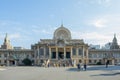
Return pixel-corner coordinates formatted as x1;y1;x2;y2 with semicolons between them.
53;24;71;40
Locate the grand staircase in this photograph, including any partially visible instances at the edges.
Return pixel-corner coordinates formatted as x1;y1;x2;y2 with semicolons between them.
49;59;72;67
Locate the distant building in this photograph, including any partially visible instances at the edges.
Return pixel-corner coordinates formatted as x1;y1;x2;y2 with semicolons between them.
102;42;112;50
1;33;13;49
89;34;120;65
89;44;101;49
0;34;34;66
13;47;25;50
110;34;119;49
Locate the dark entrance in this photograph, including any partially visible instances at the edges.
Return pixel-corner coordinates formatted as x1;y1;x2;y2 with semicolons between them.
52;52;56;59
10;60;15;66
58;52;64;59
66;52;70;58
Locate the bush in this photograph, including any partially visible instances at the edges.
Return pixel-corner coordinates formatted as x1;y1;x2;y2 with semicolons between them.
96;62;102;65
22;58;32;66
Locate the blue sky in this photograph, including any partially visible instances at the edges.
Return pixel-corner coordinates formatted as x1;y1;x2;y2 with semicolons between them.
0;0;120;49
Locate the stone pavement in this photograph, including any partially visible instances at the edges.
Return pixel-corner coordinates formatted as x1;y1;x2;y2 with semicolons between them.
0;65;120;80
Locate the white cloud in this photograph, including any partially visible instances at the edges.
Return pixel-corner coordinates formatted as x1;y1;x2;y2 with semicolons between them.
71;31;113;45
75;0;112;8
90;18;107;28
81;32;110;40
41;30;52;34
97;0;112;7
32;28;52;34
98;0;111;4
89;14;120;29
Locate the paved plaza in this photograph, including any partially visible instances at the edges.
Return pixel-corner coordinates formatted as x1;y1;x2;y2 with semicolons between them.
0;65;120;80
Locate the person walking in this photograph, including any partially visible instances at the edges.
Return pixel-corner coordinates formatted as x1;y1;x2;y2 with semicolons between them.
77;62;81;71
106;60;109;68
83;63;87;71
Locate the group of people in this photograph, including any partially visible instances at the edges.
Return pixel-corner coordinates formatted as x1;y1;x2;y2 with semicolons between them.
77;62;87;71
77;60;110;71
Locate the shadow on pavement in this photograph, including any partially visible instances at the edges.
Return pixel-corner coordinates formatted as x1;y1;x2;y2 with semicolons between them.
66;68;79;72
91;72;120;76
66;65;120;72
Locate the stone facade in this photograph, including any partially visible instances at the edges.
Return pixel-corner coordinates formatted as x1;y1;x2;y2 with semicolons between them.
0;34;34;66
0;25;120;66
89;34;120;65
31;25;89;67
0;49;34;66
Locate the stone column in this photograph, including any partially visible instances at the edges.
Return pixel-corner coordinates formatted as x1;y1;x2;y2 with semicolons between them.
56;47;58;60
71;47;73;58
1;54;4;65
64;47;66;59
15;60;17;66
76;48;78;56
37;45;40;65
86;48;89;64
34;47;37;65
82;46;85;64
7;52;10;66
112;59;115;65
49;47;51;59
37;45;39;58
44;47;46;58
7;60;10;66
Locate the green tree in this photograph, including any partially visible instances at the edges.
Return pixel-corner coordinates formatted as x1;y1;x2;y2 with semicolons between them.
96;62;102;65
22;58;32;66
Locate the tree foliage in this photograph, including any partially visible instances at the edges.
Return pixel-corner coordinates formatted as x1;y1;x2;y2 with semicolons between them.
22;58;32;66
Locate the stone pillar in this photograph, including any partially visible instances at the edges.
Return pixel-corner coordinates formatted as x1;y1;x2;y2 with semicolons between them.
44;47;46;58
82;46;85;64
1;54;5;65
34;47;37;65
7;60;10;66
64;47;66;59
49;47;51;59
15;60;17;66
37;45;39;58
73;59;76;67
56;47;58;60
76;48;78;56
37;45;40;65
86;48;89;64
71;47;73;58
112;59;115;65
7;52;10;66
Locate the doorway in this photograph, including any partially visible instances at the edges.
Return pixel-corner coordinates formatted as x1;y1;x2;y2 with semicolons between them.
58;52;64;59
66;52;70;58
52;52;56;59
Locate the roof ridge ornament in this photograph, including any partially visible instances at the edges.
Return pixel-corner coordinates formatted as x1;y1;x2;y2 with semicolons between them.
61;20;64;27
114;33;116;38
61;24;64;27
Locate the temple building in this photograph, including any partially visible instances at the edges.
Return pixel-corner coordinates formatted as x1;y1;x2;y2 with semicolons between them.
0;25;120;66
31;24;89;66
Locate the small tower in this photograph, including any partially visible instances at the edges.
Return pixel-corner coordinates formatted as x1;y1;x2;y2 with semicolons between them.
1;33;13;49
110;34;119;49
